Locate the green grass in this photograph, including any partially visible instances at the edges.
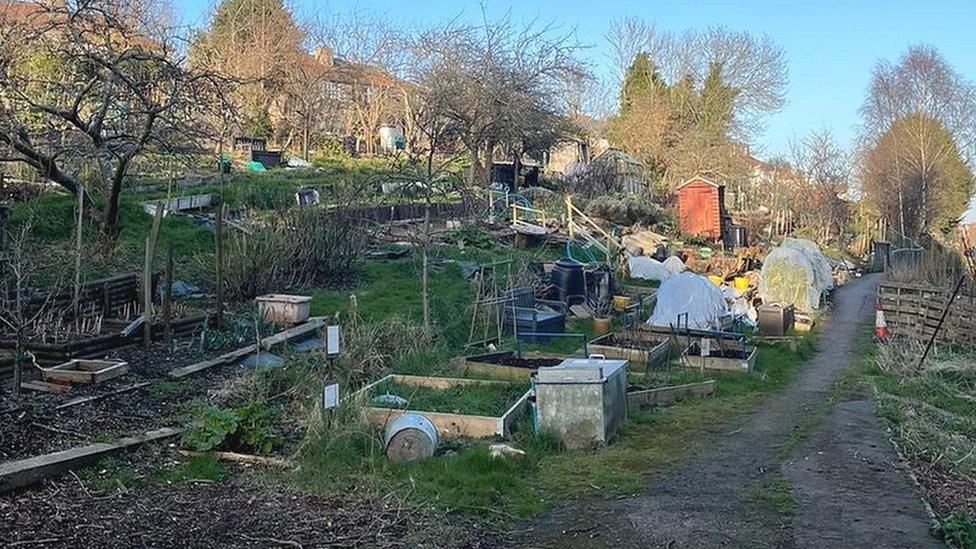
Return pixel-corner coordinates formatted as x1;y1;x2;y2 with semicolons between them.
288;336;814;521
369;379;530;417
158;453;229;484
746;473;797;518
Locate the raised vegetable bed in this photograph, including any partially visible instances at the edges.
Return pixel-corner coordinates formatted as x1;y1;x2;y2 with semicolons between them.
626;380;716;411
455;350;566;381
353;374;531;439
682;343;756;372
587;329;673;369
40;359;128;385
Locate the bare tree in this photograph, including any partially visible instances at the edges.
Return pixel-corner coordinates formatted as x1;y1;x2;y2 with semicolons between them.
788;128;851;241
409;13;585;186
0;0;228;239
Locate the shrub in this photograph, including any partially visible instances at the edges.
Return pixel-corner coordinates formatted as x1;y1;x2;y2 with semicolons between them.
444;224;494;249
222;206;365;300
585;193;666;226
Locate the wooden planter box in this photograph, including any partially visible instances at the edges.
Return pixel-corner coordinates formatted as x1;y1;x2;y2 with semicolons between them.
455;351;567;381
681;343;756;372
627;380;715;411
40;359;128;384
256;294;311;325
352;374;531;439
588;329;673;370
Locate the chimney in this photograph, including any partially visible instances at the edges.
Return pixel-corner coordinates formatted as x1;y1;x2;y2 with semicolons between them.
314;45;334;67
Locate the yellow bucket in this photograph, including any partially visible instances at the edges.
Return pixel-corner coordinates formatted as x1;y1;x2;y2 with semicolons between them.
708;275;724;286
612;295;631;311
733;276;749;290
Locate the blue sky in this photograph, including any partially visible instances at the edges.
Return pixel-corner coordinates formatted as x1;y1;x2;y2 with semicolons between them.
175;0;975;161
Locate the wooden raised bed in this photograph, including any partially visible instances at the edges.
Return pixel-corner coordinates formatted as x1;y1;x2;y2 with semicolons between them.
587;329;674;369
627;380;715;411
682;343;756;372
40;359;128;385
352;374;531;439
455;350;566;381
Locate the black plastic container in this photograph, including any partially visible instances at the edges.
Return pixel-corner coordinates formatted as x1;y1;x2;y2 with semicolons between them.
551;257;586;305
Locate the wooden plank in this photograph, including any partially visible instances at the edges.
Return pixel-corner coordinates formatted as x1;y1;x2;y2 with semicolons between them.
168;317;324;379
362;407;502;439
20;381;71;393
627;380;716;411
54;382;152;410
0;427;181;493
391;374;513;389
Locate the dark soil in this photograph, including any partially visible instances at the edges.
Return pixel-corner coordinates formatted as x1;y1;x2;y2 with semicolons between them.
516;274;941;547
0;342;274;461
0;474;415;547
591;333;668;351
912;459;976;517
492;355;564;369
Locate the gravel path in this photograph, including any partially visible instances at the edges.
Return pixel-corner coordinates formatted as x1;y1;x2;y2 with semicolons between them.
518;274;941;548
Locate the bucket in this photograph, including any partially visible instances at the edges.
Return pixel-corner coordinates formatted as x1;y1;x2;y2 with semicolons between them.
708;275;724;286
384;413;438;463
611;295;631;312
592;317;611;335
733;277;749;290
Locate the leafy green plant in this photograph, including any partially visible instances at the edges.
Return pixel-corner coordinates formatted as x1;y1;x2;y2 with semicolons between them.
235;401;284;454
445;224;494;250
935;508;976;548
183;406;239;452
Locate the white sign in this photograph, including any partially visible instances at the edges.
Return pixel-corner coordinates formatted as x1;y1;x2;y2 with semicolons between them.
323;381;340;410
326;325;340;356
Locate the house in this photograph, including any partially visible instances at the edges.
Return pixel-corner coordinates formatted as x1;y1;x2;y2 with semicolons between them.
677;176;727;240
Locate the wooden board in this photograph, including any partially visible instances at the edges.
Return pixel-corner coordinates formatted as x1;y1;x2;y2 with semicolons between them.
681;346;756;372
168;318;324;379
0;427;181;493
627;380;715;411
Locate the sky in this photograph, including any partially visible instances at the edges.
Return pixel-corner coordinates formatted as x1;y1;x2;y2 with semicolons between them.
175;0;976;218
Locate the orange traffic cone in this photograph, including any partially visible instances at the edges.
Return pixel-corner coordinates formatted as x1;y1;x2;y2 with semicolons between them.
875;299;889;341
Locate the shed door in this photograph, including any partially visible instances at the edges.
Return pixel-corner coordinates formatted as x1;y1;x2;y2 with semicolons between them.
685;186;714;236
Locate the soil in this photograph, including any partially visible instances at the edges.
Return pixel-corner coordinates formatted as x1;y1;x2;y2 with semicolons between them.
491;355;564;369
514;274;942;548
0;341;291;461
0;467;416;547
911;459;976;517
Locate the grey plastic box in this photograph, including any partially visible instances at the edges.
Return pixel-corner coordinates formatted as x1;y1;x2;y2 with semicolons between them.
536;358;628;449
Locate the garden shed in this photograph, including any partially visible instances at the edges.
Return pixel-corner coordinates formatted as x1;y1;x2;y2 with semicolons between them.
677;176;726;240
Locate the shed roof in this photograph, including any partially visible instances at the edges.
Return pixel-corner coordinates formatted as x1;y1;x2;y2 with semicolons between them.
677;176;725;190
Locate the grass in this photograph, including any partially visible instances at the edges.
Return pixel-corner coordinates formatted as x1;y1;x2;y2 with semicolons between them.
746;473;797;518
369;379;530;417
287;335;814;520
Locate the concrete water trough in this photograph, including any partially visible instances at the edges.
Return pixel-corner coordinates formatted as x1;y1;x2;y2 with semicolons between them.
454;350;567;381
352;374;531;439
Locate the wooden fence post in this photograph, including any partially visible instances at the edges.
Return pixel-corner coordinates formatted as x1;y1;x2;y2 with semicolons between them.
215;204;225;329
162;243;174;346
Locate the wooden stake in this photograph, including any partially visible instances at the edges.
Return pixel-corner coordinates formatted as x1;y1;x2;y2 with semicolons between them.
73;186;84;318
214;204;226;329
162;243;174;346
143;202;165;347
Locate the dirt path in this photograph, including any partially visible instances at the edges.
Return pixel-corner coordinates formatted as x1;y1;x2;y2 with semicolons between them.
519;274;941;548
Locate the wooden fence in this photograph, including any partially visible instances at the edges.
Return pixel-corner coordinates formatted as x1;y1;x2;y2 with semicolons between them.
878;281;976;346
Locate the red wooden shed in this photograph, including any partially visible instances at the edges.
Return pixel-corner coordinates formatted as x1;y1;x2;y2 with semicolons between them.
677;176;726;240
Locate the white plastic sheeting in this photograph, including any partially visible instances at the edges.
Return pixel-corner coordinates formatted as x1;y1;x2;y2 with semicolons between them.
663;255;686;274
781;238;834;293
627;256;671;282
759;242;830;311
648;272;729;329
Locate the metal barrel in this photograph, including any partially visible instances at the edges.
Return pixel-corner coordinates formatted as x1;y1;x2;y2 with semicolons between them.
384;413;438;463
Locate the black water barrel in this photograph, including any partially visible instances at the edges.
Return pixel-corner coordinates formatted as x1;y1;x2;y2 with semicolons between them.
552;257;585;305
729;225;748;249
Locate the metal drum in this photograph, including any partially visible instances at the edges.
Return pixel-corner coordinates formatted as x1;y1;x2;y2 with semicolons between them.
384;413;438;463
